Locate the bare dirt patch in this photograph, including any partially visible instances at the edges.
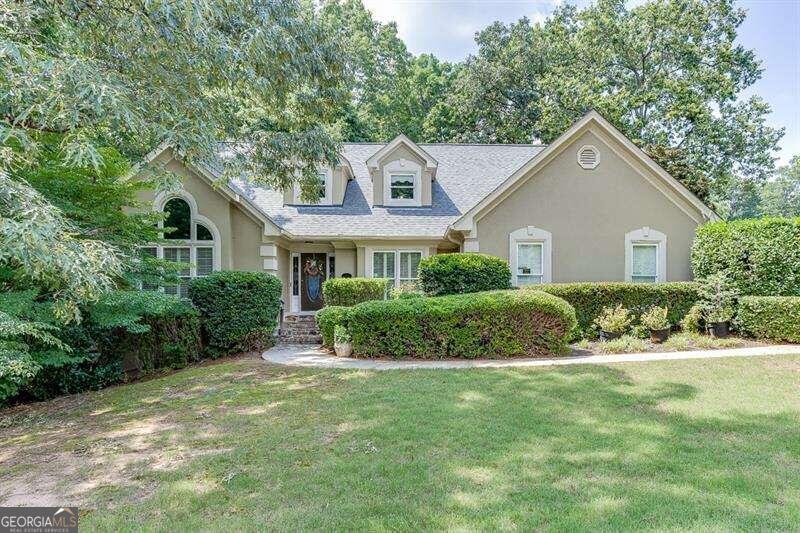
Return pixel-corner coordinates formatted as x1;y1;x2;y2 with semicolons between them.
0;352;269;508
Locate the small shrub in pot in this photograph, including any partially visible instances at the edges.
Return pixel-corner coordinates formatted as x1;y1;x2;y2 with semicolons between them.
333;325;352;357
697;273;738;338
593;305;632;340
641;306;671;343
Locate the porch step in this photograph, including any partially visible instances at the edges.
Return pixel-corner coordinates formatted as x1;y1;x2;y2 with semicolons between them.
277;314;322;345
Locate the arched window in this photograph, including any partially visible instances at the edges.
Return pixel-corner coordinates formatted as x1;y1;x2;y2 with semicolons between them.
164;198;191;239
141;192;220;298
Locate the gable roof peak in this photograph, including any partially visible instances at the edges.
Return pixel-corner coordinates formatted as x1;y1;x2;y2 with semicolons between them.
365;133;438;173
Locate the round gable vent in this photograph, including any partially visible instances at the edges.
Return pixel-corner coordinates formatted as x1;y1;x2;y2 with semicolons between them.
577;145;600;169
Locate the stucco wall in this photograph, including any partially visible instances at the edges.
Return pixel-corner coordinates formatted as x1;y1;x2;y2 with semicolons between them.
276;244;291;308
231;206;263;271
135;150;264;273
475;130;701;282
334;248;357;278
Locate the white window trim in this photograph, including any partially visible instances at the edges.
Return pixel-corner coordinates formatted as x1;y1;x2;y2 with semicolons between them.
625;227;667;282
383;159;422;207
366;247;428;285
151;190;222;280
292;166;333;205
509;226;552;286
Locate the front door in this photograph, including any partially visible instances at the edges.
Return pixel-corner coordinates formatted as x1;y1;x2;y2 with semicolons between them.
300;253;327;311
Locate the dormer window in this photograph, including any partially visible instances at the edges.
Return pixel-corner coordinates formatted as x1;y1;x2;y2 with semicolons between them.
293;168;332;205
383;159;422;206
390;173;415;200
367;134;437;207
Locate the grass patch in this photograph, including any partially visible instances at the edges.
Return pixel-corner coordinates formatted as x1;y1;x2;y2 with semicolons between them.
663;332;746;351
574;332;755;355
575;335;648;354
2;353;800;529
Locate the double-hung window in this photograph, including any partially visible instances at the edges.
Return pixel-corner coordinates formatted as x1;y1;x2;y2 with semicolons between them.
389;173;415;201
516;242;544;285
399;251;422;284
372;250;423;287
372;251;396;283
631;243;658;283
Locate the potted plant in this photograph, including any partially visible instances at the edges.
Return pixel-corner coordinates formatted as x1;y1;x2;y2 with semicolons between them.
705;306;734;338
698;273;738;338
333;325;353;357
594;304;632;340
641;306;671;343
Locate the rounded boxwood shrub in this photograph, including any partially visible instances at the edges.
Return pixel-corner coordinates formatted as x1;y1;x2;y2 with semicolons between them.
692;217;800;296
189;271;282;356
322;277;388;307
738;296;800;342
316;305;351;347
348;289;576;359
535;282;700;340
418;253;511;296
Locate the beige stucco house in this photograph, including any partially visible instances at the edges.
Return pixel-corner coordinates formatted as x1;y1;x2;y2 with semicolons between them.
134;111;717;314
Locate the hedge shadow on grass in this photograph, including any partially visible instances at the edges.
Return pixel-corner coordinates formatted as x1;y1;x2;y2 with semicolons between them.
3;357;800;530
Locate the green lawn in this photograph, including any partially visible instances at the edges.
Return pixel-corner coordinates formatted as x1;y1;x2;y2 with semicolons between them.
3;353;800;530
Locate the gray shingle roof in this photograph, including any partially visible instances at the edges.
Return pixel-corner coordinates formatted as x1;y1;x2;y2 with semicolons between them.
227;143;544;239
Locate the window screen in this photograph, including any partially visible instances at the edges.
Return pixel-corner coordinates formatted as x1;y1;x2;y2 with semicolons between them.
517;243;543;285
632;244;657;283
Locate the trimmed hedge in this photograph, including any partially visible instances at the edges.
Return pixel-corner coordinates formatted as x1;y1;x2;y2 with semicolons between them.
534;282;700;339
316;305;351;347
418;253;512;296
189;271;282;356
692;217;800;296
348;290;576;359
738;296;800;342
322;277;388;306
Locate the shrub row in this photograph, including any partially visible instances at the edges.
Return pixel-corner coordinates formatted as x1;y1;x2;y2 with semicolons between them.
418;253;511;296
6;271;284;405
322;277;388;307
692;217;800;296
189;271;282;356
737;296;800;343
18;290;202;402
347;290;576;359
534;282;700;339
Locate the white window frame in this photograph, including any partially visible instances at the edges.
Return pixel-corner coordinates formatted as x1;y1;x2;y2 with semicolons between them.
625;227;667;283
383;159;422;207
148;191;222;295
515;242;544;286
292;166;333;205
366;247;428;286
509;226;552;286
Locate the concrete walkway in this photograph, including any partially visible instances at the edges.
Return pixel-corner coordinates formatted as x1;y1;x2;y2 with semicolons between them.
263;343;800;370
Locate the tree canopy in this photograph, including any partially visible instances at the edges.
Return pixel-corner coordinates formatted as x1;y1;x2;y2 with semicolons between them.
760;157;800;218
423;0;784;206
320;0;457;143
2;0;348;196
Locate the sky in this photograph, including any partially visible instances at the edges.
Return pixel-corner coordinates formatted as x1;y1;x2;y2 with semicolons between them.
362;0;800;166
